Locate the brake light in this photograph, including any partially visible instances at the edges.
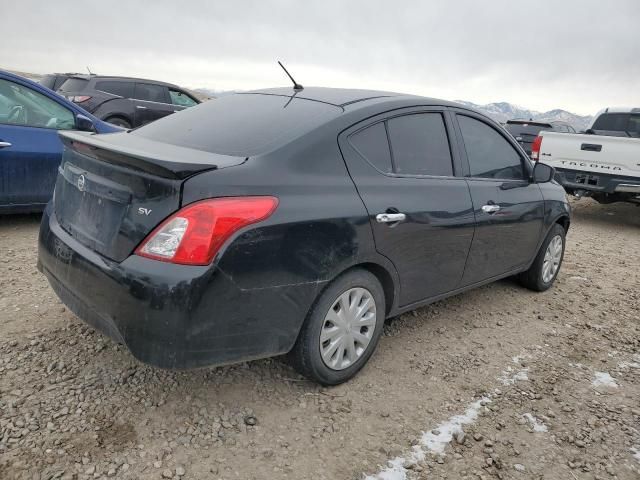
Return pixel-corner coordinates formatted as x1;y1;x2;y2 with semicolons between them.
70;95;92;103
135;197;278;265
531;135;543;161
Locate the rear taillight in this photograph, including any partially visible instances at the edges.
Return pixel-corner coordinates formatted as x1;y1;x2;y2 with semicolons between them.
531;135;543;161
69;95;92;103
135;196;278;265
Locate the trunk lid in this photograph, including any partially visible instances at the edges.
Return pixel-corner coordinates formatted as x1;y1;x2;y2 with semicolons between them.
55;131;246;262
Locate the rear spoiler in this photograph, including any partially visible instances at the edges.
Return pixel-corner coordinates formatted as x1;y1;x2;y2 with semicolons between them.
59;131;247;180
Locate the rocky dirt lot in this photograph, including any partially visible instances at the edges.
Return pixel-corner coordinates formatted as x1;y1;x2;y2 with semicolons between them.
1;198;638;480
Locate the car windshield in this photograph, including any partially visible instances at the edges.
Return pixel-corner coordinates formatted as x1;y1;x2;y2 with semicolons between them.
132;93;342;156
59;78;89;92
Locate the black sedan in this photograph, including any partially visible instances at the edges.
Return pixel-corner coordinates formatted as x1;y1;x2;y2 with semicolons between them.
37;87;570;385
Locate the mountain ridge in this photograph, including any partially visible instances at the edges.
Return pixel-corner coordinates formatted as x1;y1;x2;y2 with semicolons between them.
454;100;593;130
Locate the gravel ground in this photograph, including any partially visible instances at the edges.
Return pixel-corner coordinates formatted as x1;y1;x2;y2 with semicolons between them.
1;198;638;480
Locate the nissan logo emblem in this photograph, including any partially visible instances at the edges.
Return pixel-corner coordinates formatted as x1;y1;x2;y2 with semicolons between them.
77;174;86;192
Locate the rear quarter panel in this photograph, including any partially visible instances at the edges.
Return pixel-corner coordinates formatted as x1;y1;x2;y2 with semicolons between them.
181;130;389;291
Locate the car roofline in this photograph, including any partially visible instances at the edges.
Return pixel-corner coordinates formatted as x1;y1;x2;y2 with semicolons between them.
62;75;185;90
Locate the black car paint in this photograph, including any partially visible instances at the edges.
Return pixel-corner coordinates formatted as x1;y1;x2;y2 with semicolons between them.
38;87;570;370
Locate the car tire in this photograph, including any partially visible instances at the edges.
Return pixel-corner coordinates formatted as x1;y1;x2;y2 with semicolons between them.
290;268;385;385
104;116;131;129
518;223;566;292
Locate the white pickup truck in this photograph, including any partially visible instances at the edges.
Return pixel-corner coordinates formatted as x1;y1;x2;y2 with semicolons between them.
532;107;640;204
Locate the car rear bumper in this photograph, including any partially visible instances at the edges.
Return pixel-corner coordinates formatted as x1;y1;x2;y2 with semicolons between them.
37;204;322;369
554;168;640;195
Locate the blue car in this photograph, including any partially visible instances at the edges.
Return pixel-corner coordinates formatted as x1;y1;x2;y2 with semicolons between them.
0;70;119;213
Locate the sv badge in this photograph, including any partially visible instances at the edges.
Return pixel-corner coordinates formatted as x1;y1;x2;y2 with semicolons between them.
138;207;153;216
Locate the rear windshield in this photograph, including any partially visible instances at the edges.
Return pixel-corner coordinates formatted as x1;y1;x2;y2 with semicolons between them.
132;93;342;156
59;78;89;92
505;123;551;137
39;75;57;90
592;113;640;137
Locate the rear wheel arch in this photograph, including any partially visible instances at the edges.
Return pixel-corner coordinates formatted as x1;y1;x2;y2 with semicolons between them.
320;262;397;318
555;215;570;233
103;115;132;128
356;262;396;317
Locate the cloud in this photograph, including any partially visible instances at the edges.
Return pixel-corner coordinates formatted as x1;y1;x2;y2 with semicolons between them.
1;0;638;114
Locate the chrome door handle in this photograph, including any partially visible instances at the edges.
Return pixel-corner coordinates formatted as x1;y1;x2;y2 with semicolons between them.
376;213;406;223
0;141;12;148
481;204;501;214
136;106;147;109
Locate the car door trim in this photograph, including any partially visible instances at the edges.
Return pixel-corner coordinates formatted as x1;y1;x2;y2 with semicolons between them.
340;105;466;179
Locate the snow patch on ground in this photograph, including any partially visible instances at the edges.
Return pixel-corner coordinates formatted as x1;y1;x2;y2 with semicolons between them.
365;353;535;480
592;371;618;388
618;361;640;370
364;398;490;480
522;413;548;433
420;399;488;454
498;366;529;385
497;354;531;385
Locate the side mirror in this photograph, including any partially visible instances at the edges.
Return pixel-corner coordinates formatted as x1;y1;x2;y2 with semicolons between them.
75;114;96;133
533;162;555;183
584;128;595;135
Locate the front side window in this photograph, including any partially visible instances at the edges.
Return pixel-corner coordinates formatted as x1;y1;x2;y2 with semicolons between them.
0;79;75;130
169;89;198;107
134;83;168;103
387;113;453;176
95;81;134;98
458;115;524;180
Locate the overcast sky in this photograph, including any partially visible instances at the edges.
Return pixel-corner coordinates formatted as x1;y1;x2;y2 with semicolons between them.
2;0;638;115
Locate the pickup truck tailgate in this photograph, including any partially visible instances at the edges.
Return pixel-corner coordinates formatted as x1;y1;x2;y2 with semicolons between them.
539;132;640;178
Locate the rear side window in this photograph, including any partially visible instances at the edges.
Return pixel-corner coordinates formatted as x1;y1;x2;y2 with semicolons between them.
95;80;134;98
59;78;88;92
458;115;524;180
134;83;169;103
349;123;393;173
387;113;453;176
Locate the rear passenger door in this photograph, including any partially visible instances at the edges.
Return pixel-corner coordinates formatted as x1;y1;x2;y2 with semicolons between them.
452;111;544;285
339;108;475;307
132;83;174;126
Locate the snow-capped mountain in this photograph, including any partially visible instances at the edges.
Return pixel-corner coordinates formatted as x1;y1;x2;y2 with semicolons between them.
455;100;593;130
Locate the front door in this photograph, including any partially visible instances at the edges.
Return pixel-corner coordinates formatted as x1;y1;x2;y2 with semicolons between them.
0;78;76;208
452;112;544;285
340;109;475;307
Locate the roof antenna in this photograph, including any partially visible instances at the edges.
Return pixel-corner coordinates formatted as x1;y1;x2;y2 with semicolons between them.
278;61;303;91
86;66;94;75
